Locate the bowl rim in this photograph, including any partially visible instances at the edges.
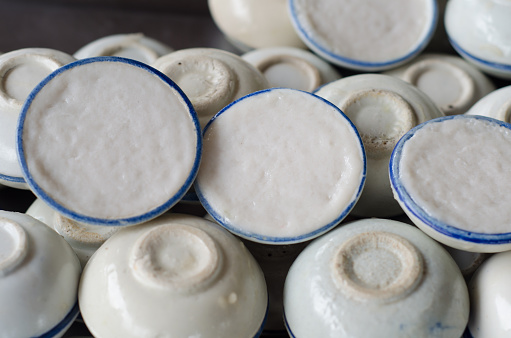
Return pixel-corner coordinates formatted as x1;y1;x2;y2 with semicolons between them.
38;300;80;338
448;37;511;73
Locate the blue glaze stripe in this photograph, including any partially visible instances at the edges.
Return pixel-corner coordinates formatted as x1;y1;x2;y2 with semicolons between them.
449;37;511;72
389;115;511;245
0;172;25;184
35;301;80;338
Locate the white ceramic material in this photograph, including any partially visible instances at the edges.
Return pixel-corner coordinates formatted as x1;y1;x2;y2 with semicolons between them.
445;0;511;79
152;48;269;128
283;218;469;337
288;0;438;71
17;56;201;227
0;210;81;338
467;250;511;337
385;53;496;115
390;115;511;252
0;48;76;189
241;46;341;92
74;33;173;64
208;0;307;52
79;213;268;337
315;74;443;217
442;245;488;279
466;85;511;122
195;88;366;245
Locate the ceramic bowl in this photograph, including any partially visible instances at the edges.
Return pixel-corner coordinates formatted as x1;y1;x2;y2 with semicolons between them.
241;46;341;92
73;33;173;65
0;210;82;337
465;85;511;122
384;53;496;115
283;218;469;337
17;56;201;227
445;0;511;79
315;74;443;217
152;47;269;128
0;48;76;189
208;0;307;52
466;250;511;337
390;115;511;252
288;0;438;71
195;87;366;245
442;245;488;280
79;213;268;337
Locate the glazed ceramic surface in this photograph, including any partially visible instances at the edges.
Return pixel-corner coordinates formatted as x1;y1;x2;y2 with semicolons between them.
79;213;268;338
0;211;81;338
445;0;511;79
465;85;511;122
195;88;366;244
390;115;511;252
288;0;438;71
384;53;495;115
0;48;75;189
208;0;307;51
241;46;341;92
17;57;201;227
283;218;469;337
152;48;269;128
315;73;443;217
74;33;173;64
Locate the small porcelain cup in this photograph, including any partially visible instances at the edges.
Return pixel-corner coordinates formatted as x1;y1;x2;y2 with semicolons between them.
0;48;76;189
0;210;82;337
445;0;511;79
390;115;511;252
465;85;511;122
79;213;268;337
73;33;173;65
283;218;469;337
315;74;444;217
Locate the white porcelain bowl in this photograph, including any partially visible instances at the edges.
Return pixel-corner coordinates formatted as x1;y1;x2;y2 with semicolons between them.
79;213;268;337
288;0;438;71
445;0;511;79
195;87;366;244
17;56;201;227
390;115;511;252
0;210;81;337
384;53;496;116
241;46;341;92
465;85;511;122
283;218;469;337
74;33;173;65
315;74;443;217
0;48;76;189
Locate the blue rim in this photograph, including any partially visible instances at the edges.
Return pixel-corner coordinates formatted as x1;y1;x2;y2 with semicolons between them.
448;36;511;73
288;0;438;71
283;311;296;338
195;88;366;244
17;56;202;226
36;300;79;338
390;114;511;245
0;172;25;184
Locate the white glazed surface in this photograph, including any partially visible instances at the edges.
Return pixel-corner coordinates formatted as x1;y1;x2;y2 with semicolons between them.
384;53;495;115
195;88;365;243
445;0;511;79
208;0;307;51
315;74;443;217
468;250;511;337
0;48;76;189
152;48;269;128
73;33;173;64
0;211;81;338
19;58;200;224
241;46;341;92
466;85;511;122
283;218;469;338
391;115;511;252
25;197;55;225
289;0;437;70
79;213;268;338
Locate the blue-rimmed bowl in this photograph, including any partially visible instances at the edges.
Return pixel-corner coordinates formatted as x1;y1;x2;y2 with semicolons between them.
445;0;511;80
390;115;511;252
17;56;202;227
288;0;438;71
195;87;366;245
0;211;81;337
